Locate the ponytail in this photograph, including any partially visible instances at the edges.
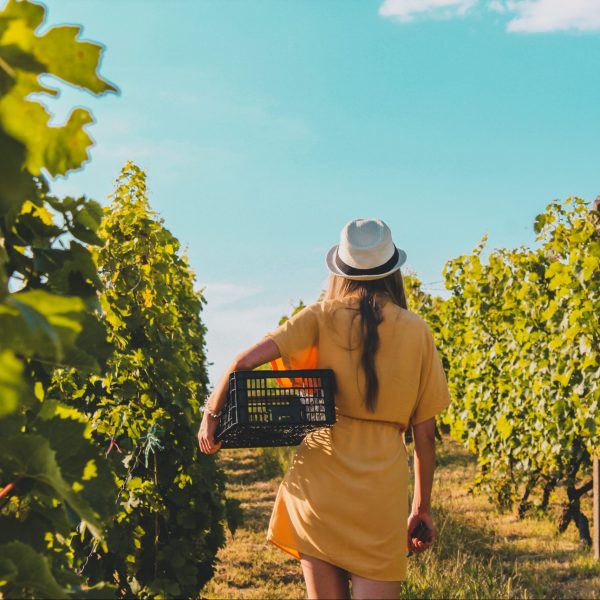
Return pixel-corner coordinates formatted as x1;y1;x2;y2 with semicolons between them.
358;289;384;412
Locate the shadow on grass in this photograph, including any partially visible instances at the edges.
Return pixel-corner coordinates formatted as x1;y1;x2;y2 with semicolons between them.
219;448;280;485
217;449;283;532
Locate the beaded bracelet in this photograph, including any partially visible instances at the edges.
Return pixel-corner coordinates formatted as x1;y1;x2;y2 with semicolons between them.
202;399;222;419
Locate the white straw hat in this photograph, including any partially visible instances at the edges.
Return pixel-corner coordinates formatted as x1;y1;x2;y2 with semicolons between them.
325;218;407;281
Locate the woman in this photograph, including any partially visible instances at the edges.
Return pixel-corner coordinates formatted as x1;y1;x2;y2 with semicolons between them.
198;218;451;599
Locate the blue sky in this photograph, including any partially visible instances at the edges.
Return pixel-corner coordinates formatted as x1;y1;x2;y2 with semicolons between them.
29;0;600;382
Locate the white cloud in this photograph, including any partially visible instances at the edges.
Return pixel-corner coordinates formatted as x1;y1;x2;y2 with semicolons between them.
379;0;600;31
379;0;478;22
504;0;600;32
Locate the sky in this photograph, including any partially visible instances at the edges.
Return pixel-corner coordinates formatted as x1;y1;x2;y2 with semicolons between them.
22;0;600;383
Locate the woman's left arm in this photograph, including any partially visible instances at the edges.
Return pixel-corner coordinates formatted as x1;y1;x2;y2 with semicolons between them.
197;337;280;454
407;416;437;554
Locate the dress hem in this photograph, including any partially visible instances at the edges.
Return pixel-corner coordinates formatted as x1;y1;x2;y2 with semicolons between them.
266;535;406;582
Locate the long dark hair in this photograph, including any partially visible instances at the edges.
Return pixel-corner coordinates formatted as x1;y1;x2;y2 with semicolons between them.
324;270;408;412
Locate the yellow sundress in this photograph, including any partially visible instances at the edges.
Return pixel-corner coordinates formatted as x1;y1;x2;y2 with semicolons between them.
265;295;451;581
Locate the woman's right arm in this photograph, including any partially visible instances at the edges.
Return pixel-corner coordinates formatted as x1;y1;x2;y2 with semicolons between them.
197;337;280;454
407;416;437;554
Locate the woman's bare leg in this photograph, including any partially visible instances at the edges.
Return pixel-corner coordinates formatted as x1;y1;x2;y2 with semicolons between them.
299;553;350;599
349;572;403;600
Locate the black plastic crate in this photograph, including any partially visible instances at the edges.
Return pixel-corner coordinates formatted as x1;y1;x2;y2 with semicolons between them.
214;369;336;448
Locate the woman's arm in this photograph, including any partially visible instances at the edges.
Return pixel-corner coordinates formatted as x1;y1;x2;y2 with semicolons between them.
198;337;280;454
407;416;437;554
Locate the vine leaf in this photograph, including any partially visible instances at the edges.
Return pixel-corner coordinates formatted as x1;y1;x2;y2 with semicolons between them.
0;0;118;179
496;415;513;440
0;541;68;599
0;435;102;539
0;350;29;418
1;291;84;362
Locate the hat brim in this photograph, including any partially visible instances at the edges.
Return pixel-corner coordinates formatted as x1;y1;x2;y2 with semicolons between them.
325;245;407;281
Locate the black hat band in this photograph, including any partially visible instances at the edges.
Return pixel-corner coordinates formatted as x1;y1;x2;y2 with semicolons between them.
334;247;400;277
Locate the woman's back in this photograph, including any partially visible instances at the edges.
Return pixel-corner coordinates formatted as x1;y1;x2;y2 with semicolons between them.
268;294;449;429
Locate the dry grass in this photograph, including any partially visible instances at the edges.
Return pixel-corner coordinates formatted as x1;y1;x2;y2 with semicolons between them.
200;438;599;599
432;438;600;599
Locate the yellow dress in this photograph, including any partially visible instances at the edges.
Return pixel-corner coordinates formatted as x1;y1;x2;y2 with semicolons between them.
265;296;451;581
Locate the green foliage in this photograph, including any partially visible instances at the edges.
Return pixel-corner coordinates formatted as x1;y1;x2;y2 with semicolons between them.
436;198;599;545
402;269;447;348
0;1;118;596
0;0;116;192
52;163;231;597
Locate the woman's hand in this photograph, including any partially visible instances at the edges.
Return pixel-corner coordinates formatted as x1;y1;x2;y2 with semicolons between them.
407;511;435;555
198;413;222;454
196;338;280;454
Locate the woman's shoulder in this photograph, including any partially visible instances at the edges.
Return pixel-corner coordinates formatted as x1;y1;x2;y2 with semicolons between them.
315;297;427;326
382;303;433;338
388;304;425;325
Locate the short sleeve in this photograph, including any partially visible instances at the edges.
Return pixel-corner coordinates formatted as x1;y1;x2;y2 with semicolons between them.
266;304;319;370
410;325;451;427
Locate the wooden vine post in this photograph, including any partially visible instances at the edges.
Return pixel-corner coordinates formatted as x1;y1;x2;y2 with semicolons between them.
594;197;599;561
594;455;599;560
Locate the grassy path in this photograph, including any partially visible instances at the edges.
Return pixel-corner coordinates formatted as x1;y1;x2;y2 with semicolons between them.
201;449;305;599
201;438;599;599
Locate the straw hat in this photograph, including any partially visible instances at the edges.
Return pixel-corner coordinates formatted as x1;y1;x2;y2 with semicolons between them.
325;218;407;281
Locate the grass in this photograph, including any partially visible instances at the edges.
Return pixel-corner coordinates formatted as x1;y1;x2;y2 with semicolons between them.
200;449;304;599
200;437;599;599
432;440;599;599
